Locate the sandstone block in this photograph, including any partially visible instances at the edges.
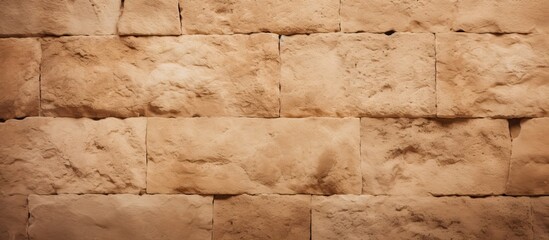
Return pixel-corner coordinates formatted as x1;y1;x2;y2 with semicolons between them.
28;194;212;240
0;196;28;240
0;38;41;120
180;0;339;34
312;195;532;240
437;33;549;117
118;0;181;35
0;0;120;36
281;33;435;117
533;197;549;240
41;35;279;118
0;118;146;195
341;0;456;33
361;118;510;196
147;117;361;194
213;195;310;240
506;118;549;195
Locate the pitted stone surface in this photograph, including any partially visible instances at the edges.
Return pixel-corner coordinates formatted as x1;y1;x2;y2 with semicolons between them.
214;195;310;240
28;194;212;240
281;33;435;117
0;0;120;36
361;118;510;196
147;117;361;195
312;195;532;240
0;118;146;195
437;33;549;117
506;118;549;195
41;34;279;118
0;38;41;120
180;0;339;34
0;196;27;240
118;0;181;35
533;197;549;240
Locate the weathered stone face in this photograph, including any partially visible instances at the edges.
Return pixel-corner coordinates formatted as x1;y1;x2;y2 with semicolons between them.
280;33;435;117
361;118;511;196
0;196;28;240
312;195;533;240
180;0;339;34
147;117;361;195
437;33;549;118
118;0;181;35
507;118;549;195
28;194;212;240
0;0;120;36
533;197;549;240
0;118;146;195
213;195;310;240
0;38;41;120
41;34;280;118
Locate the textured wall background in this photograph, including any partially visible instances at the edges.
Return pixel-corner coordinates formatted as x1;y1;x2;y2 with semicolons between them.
0;0;548;239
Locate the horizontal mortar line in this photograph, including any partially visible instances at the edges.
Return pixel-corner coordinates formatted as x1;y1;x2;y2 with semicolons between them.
7;193;549;198
0;31;540;39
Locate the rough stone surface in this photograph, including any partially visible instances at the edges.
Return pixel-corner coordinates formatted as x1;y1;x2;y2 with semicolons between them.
147;117;361;195
281;33;435;117
118;0;181;35
180;0;339;34
533;197;549;240
0;118;146;195
437;33;549;118
312;195;533;240
0;0;120;36
0;195;28;240
0;38;41;120
506;118;549;195
41;35;279;118
213;195;310;240
28;194;212;240
361;118;510;196
341;0;549;33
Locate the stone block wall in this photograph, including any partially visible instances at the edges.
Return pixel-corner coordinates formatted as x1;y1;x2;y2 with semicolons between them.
0;0;548;239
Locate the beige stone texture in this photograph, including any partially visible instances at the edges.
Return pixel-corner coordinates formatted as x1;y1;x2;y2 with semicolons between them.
28;194;212;240
180;0;339;34
0;118;146;195
0;195;28;240
312;195;533;240
281;33;435;117
118;0;181;35
455;0;549;33
361;118;511;196
341;0;457;33
437;33;549;118
506;118;549;195
0;0;120;36
41;34;279;118
147;117;361;195
0;38;41;120
533;197;549;240
213;195;310;240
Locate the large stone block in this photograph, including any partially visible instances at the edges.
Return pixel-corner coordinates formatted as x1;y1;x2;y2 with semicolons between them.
28;194;212;240
213;195;310;239
281;33;435;117
0;195;28;240
361;118;510;196
118;0;181;35
312;195;532;240
147;117;361;194
180;0;339;34
0;118;146;195
506;118;549;195
0;0;120;36
437;33;549;117
41;34;279;118
0;38;41;120
533;197;549;240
